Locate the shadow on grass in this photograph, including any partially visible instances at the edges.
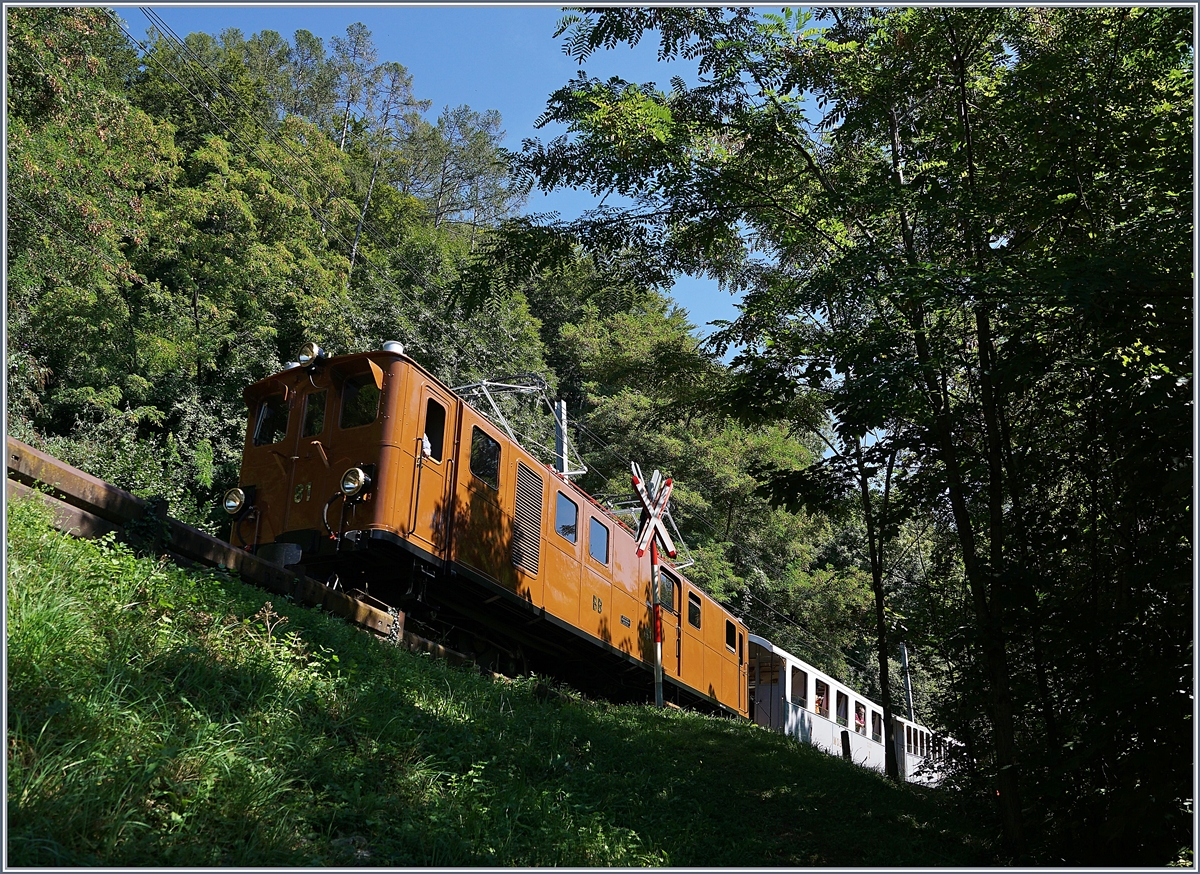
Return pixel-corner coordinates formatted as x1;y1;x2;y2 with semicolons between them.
6;503;993;867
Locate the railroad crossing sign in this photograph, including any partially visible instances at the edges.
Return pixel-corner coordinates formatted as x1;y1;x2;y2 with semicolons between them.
632;460;673;709
631;462;677;559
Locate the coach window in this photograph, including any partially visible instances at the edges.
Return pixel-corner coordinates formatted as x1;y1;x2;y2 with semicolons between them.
424;399;446;461
470;426;501;489
302;390;326;437
871;711;883;743
854;702;867;735
906;725;914;754
555;492;578;542
836;691;849;727
341;374;381;429
725;620;736;652
814;680;829;717
790;667;808;708
687;592;702;629
254;392;289;446
588;517;609;563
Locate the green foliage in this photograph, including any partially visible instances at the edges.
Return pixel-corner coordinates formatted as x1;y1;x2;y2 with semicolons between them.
6;12;551;533
7;500;992;866
517;6;1192;864
6;11;926;858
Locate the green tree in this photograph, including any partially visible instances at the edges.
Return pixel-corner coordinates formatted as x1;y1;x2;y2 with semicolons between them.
331;22;379;151
517;7;1191;863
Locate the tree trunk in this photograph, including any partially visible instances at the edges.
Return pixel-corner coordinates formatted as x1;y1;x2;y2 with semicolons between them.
856;439;901;781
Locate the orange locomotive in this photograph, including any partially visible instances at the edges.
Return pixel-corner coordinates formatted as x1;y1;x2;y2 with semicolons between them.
223;341;748;716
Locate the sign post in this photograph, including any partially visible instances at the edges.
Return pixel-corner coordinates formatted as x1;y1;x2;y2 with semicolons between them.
632;462;676;708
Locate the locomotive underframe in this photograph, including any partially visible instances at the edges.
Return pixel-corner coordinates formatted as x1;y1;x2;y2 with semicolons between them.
273;525;736;716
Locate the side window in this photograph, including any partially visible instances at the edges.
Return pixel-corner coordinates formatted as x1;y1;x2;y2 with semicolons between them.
253;392;289;446
836;691;849;727
470;426;501;489
340;374;381;429
424;398;446;461
855;702;867;734
660;571;678;612
790;667;808;708
815;680;830;717
871;711;883;743
302;390;326;437
588;516;609;564
725;620;736;652
555;491;577;542
687;592;701;629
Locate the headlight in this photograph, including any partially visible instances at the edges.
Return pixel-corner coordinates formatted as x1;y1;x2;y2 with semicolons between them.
298;341;325;366
340;467;371;497
223;487;246;516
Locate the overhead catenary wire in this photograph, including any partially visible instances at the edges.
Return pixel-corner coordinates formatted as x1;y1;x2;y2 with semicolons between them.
741;589;874;675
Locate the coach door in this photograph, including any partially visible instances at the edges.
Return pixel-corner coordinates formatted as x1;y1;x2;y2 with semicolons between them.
659;569;682;678
406;385;453;557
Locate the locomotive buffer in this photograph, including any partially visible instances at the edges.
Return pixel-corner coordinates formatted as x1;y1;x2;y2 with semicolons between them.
631;462;676;709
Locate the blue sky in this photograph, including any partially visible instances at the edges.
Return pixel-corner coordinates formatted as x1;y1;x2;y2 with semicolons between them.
120;5;741;340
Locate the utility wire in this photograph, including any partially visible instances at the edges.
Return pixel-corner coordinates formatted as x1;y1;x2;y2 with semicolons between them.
741;589;873;674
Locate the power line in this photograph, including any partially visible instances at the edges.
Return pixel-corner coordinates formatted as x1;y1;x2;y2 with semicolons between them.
741;588;873;674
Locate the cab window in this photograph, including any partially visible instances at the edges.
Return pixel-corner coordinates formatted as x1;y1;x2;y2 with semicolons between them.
340;374;381;429
470;426;501;489
253;392;289;446
303;391;326;437
687;592;701;629
725;620;736;652
588;517;609;564
424;399;446;461
555;492;578;542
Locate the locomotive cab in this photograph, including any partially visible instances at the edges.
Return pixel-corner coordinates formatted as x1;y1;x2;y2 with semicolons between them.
231;347;403;573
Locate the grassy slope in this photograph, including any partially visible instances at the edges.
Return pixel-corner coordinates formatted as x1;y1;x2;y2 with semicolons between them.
6;498;994;866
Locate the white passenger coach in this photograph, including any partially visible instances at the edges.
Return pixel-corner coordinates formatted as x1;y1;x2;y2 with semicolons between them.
748;634;946;785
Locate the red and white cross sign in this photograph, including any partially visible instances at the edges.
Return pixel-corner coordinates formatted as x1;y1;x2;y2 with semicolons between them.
632;464;677;559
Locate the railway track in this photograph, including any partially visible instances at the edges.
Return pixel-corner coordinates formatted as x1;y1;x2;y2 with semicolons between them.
5;437;470;666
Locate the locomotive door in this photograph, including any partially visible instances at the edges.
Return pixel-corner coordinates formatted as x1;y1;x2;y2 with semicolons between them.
281;381;332;536
660;569;682;678
406;387;453;557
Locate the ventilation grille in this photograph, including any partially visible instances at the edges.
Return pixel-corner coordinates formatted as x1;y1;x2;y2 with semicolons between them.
512;461;543;576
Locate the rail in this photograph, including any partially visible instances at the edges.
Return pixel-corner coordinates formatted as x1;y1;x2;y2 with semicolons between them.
5;437;469;666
